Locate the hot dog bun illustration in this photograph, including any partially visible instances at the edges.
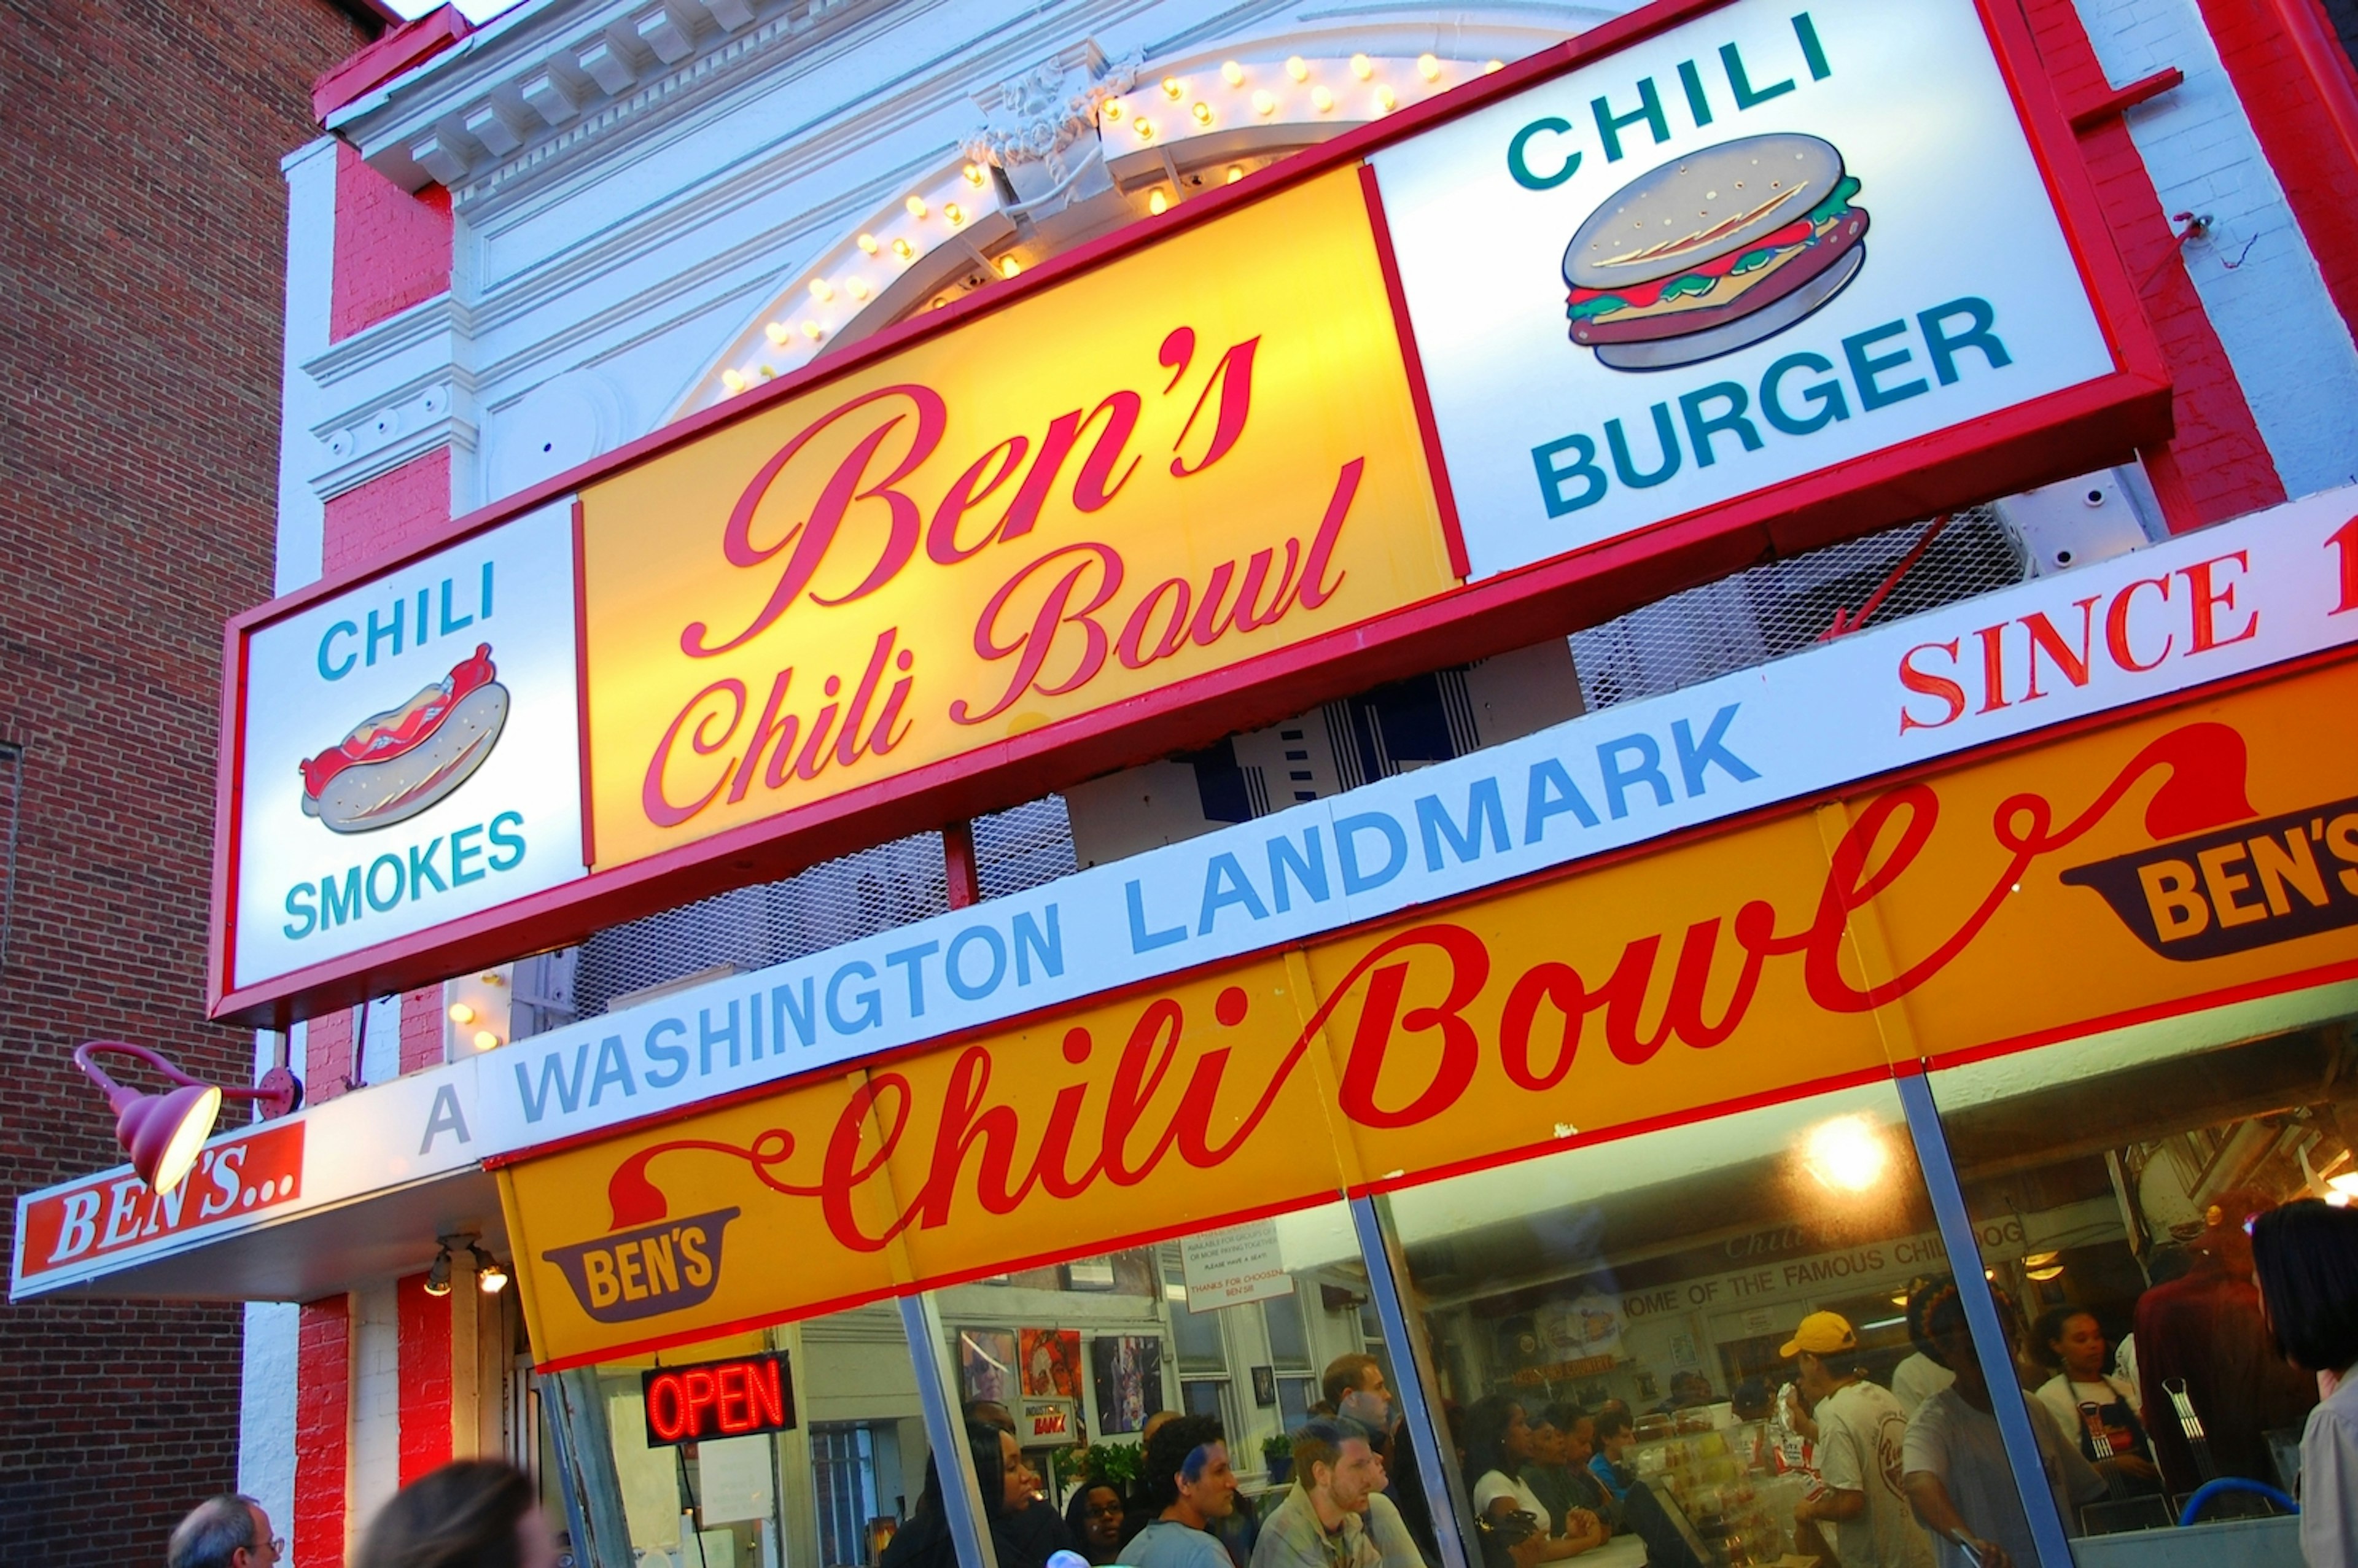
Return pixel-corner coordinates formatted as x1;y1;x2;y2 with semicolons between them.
298;643;509;833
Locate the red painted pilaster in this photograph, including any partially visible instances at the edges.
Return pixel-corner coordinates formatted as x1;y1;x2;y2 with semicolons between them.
295;1295;352;1568
395;1273;453;1485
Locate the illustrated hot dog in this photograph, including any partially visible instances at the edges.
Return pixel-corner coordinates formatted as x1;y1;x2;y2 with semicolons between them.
298;643;510;834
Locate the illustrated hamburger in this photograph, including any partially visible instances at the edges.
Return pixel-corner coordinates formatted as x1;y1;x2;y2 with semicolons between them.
298;642;509;833
1563;133;1868;371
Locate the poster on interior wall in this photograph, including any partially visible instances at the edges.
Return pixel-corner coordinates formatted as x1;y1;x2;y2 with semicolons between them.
1372;0;2127;581
1021;1328;1083;1398
959;1327;1019;1405
1091;1336;1165;1434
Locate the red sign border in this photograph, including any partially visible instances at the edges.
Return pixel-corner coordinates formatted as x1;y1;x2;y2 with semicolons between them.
210;0;2171;1026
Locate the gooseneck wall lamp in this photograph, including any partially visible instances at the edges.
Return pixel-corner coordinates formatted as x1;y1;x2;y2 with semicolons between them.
72;1041;303;1196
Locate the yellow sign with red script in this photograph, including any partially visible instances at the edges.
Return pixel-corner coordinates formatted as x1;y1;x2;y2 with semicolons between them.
578;169;1456;872
502;659;2358;1368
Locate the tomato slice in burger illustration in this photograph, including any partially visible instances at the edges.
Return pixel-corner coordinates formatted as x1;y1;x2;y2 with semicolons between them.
1564;133;1869;371
297;643;510;833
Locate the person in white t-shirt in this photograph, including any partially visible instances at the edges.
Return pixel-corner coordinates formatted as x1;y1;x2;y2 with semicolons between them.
1899;1278;2103;1568
1783;1311;1934;1568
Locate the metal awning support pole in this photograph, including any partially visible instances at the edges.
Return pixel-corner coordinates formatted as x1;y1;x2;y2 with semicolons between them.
1352;1194;1474;1568
1899;1073;2079;1567
901;1292;1000;1568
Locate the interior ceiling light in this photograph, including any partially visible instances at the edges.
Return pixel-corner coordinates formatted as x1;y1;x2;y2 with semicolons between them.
1799;1112;1889;1194
73;1041;301;1197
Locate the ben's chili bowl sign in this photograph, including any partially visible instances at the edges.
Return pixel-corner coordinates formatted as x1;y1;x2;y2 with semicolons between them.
500;659;2358;1367
580;168;1455;872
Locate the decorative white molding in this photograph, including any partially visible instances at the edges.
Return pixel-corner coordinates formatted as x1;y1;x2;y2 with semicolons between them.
968;41;1143;197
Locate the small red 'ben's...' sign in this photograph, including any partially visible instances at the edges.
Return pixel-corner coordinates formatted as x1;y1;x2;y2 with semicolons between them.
642;1351;796;1447
14;1121;306;1283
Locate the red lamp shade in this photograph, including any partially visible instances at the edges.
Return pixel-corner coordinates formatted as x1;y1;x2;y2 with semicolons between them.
112;1081;224;1195
72;1041;298;1196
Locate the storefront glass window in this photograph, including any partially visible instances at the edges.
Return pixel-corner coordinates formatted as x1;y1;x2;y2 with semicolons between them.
1924;980;2357;1554
1380;1081;2009;1568
546;1302;930;1568
924;1200;1377;1553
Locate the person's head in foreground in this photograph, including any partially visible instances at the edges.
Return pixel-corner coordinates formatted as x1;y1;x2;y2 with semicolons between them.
352;1461;556;1568
168;1494;278;1568
2252;1197;2358;1375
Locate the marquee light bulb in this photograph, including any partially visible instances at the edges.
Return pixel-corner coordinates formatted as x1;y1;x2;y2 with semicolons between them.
802;319;823;339
1417;52;1442;80
1310;85;1334;112
1485;58;1504;72
1148;188;1169;215
962;162;986;186
846;278;870;300
891;237;914;261
1285;56;1309;82
905;195;927;218
1226;164;1245;184
997;255;1022;279
1161;76;1184;99
446;1001;475;1025
1134;117;1154;141
1373;84;1396;112
1800;1114;1888;1193
1220;60;1244;86
764;320;791;346
1350;53;1373;80
1191;101;1213;126
857;232;879;254
1251;89;1276;116
943;202;963;225
471;1028;500;1052
1100;98;1123;122
808;279;833;302
720;368;748;394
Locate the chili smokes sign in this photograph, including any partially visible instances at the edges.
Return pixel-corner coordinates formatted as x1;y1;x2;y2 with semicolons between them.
210;0;2165;1024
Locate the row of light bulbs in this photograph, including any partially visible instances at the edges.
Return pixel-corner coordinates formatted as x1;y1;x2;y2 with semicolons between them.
714;52;1501;402
1103;53;1501;142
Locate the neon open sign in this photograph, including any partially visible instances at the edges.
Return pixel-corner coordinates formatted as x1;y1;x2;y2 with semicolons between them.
640;1351;796;1447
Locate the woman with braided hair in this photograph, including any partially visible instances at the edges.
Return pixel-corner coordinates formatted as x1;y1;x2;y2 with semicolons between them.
1897;1276;2103;1568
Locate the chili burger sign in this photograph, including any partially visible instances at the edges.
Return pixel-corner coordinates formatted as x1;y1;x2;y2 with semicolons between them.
211;0;2166;1023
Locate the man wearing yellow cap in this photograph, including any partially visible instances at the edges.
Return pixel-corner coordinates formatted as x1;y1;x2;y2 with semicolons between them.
1784;1311;1933;1568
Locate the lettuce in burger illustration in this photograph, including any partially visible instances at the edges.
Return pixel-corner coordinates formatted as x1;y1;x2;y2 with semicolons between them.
298;643;509;833
1564;133;1869;371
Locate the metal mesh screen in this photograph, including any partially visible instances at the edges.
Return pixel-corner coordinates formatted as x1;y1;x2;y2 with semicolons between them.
570;833;949;1019
971;794;1079;901
1568;506;2024;711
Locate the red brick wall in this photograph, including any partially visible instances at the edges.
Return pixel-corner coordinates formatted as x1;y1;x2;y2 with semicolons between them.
322;447;453;577
0;0;369;1559
329;143;453;343
295;1298;353;1567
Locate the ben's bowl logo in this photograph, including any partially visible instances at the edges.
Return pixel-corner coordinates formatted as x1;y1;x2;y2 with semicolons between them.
2059;727;2358;960
298;643;509;833
543;1208;739;1324
1563;133;1868;372
542;1128;805;1323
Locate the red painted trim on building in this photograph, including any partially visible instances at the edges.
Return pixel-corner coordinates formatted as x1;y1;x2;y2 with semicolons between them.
308;1009;356;1104
321;448;453;574
943;821;980;910
312;7;470;125
2023;0;2288;530
1354;163;1468;581
2197;0;2358;348
2068;66;2186;131
395;1272;453;1485
329;144;452;344
572;497;597;871
295;1295;352;1568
